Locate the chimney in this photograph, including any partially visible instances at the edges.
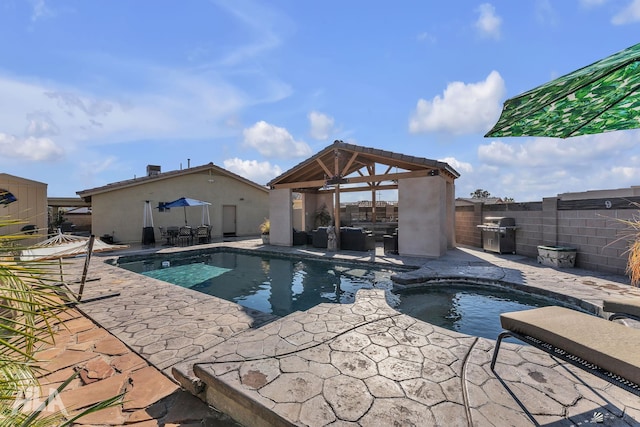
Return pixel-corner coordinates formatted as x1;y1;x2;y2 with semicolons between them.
147;165;161;176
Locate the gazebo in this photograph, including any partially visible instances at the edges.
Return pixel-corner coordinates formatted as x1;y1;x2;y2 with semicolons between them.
267;141;460;257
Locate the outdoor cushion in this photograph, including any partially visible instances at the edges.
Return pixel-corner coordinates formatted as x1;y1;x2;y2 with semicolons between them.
500;306;640;386
603;298;640;319
312;227;328;248
340;227;375;251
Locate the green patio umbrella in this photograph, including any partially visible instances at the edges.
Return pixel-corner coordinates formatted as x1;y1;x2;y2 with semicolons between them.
485;42;640;138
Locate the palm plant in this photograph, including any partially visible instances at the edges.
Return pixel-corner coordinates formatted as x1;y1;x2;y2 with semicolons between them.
0;216;123;426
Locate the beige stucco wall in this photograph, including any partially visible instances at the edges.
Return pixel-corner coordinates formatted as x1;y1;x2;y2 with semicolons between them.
0;174;48;241
90;171;268;244
269;188;293;246
398;175;448;257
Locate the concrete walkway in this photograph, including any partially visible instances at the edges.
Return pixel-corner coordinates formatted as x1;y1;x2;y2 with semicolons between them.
57;240;640;426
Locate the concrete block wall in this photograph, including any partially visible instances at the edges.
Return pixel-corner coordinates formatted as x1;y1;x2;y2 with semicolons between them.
455;198;639;277
454;206;481;247
556;209;633;274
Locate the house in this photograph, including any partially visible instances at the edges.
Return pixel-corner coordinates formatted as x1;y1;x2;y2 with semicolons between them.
0;173;48;240
77;163;269;245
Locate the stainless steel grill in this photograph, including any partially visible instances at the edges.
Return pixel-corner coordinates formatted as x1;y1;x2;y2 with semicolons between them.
477;217;516;254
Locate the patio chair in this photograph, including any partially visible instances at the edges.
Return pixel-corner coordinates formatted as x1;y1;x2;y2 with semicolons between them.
177;226;193;246
491;306;640;396
196;225;211;244
603;298;640;322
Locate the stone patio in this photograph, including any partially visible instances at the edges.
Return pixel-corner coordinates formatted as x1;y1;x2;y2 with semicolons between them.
51;240;640;426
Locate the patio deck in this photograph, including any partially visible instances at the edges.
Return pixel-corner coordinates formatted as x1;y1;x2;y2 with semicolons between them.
51;240;640;426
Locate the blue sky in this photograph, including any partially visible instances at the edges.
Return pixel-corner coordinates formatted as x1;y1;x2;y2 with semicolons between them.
1;0;639;202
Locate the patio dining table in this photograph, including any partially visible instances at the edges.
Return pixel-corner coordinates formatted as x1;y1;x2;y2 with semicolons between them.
163;226;180;245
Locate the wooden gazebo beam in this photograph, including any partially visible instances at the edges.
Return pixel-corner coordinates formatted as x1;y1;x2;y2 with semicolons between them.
270;169;431;190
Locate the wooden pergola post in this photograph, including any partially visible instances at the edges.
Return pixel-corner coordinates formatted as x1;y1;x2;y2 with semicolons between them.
333;149;341;247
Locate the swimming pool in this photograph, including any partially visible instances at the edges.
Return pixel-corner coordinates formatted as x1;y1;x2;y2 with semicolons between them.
117;250;400;317
116;249;567;339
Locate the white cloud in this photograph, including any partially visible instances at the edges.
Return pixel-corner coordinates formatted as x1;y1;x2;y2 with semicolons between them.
243;121;312;158
409;70;506;135
0;133;64;161
308;111;335;140
612;0;640;24
479;132;636;167
439;157;473;174
579;0;608;7
470;131;640;202
0;64;276;155
213;1;289;67
475;3;502;39
417;32;437;44
223;158;282;185
535;0;557;25
29;0;55;22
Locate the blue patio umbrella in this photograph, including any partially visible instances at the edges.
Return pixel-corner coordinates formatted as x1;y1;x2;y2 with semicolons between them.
163;197;211;225
0;189;17;206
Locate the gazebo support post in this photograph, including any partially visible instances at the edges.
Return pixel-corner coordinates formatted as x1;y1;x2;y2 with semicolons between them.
371;187;376;224
334;184;341;248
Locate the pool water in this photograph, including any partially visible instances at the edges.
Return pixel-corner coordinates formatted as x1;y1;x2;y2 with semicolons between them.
118;250;563;340
395;285;556;340
118;251;398;317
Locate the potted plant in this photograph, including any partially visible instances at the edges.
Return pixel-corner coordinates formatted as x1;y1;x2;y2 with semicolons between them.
314;205;332;229
259;218;270;244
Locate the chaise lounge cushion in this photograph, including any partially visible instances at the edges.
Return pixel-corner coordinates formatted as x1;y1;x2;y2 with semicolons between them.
500;306;640;386
603;298;640;319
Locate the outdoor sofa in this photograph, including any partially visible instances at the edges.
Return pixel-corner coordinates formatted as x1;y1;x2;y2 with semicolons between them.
491;305;640;396
339;227;375;251
293;229;307;246
312;227;329;248
311;226;375;251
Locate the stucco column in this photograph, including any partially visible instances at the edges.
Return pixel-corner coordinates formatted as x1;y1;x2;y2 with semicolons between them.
269;188;293;246
398;175;447;257
446;180;456;249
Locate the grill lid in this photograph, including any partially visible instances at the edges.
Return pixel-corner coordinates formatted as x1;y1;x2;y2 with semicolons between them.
482;217;516;227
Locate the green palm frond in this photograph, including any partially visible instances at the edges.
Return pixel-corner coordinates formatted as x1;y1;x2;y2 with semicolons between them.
0;215;125;426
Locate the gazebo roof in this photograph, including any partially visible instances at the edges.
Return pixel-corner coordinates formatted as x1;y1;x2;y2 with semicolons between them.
268;140;459;193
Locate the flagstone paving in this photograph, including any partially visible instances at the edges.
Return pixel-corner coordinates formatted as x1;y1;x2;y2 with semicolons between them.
52;240;640;426
34;306;241;426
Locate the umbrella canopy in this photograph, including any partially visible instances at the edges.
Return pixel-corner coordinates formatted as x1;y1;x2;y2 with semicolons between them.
163;197;211;208
485;42;640;139
163;197;211;225
0;189;17;206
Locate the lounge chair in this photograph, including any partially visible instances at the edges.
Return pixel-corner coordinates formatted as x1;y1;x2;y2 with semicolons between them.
603;298;640;322
491;306;640;396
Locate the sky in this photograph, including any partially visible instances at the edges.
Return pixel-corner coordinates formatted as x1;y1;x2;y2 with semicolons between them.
1;0;640;202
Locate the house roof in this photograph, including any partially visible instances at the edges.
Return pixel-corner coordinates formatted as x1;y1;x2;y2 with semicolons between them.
77;162;268;201
456;197;505;206
0;173;47;187
268;141;459;193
